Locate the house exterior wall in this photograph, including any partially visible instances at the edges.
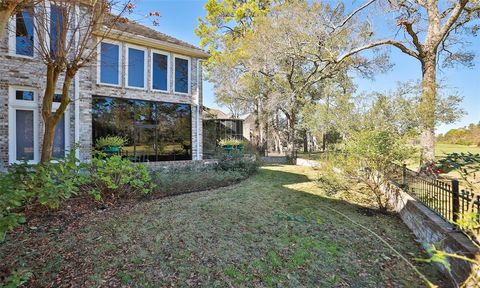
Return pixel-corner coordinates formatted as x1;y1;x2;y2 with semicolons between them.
0;10;205;168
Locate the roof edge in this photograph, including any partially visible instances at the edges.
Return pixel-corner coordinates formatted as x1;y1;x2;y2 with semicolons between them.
95;29;210;59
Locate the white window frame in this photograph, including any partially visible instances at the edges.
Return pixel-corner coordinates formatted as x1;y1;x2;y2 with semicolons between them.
8;87;39;164
97;40;122;87
150;49;170;93
8;7;37;59
125;44;147;90
52;93;71;158
173;54;191;95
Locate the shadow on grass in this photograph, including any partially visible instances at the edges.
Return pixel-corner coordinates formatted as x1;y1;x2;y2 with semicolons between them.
0;165;452;287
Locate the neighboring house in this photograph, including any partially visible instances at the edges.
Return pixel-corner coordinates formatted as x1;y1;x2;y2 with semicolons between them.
0;5;209;167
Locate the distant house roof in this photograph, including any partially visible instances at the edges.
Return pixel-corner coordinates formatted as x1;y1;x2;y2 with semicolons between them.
203;107;234;120
98;15;210;59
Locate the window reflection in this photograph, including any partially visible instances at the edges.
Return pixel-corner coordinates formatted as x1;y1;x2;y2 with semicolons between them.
16;8;34;56
92;96;192;162
174;57;189;93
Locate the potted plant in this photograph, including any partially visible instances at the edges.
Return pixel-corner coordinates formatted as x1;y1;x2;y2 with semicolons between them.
219;138;236;154
95;136;126;155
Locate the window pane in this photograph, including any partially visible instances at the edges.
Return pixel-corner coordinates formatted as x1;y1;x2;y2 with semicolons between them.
53;114;65;158
174;58;189;93
92;96;191;162
16;110;34;161
16;90;34;101
16;8;34;56
53;94;62;102
50;5;65;56
100;42;120;85
128;48;145;88
152;53;168;91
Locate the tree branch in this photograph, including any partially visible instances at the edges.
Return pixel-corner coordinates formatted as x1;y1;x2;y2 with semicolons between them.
336;0;378;29
336;39;419;62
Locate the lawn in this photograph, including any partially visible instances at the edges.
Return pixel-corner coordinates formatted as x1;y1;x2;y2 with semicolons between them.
0;165;447;287
435;143;480;156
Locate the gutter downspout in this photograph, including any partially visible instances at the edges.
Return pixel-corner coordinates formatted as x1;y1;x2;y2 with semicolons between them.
74;74;80;159
196;59;204;160
74;4;80;160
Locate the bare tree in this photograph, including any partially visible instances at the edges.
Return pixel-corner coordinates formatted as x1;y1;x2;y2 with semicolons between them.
26;0;133;162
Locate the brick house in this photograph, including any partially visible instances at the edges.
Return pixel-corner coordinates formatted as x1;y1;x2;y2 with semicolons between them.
0;5;209;167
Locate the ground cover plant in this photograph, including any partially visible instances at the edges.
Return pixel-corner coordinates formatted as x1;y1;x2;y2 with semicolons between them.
0;165;447;287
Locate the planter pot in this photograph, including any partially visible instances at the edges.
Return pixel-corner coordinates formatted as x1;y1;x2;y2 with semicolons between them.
102;145;121;154
223;145;234;153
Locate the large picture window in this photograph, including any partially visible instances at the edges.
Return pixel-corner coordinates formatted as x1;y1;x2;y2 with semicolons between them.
174;56;190;94
127;47;146;88
99;42;120;85
92;96;192;162
15;7;34;57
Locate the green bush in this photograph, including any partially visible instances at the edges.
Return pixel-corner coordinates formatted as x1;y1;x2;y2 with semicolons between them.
152;166;245;197
215;156;259;176
95;135;127;149
88;155;154;200
0;150;87;240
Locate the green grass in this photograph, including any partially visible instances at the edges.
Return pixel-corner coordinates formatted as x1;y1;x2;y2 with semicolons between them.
435;143;480;156
0;165;447;287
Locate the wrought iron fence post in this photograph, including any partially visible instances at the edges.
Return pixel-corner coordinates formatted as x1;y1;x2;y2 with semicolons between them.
452;179;460;224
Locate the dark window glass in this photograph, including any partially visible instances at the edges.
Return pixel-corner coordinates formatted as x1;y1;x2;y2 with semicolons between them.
16;90;34;101
16;110;34;161
50;5;65;56
16;8;34;56
53;94;62;102
174;57;189;93
100;42;120;85
92;96;191;162
53;114;65;158
152;53;168;91
202;119;244;156
128;48;145;88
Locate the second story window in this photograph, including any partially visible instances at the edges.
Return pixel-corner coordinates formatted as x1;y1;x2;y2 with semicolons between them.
99;42;120;85
127;47;146;89
174;56;190;94
15;8;34;57
152;51;169;91
50;5;65;56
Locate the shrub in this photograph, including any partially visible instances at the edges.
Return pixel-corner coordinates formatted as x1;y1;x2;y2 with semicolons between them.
152;166;246;197
88;155;154;200
95;136;127;149
215;155;259;176
340;130;414;211
0;150;87;240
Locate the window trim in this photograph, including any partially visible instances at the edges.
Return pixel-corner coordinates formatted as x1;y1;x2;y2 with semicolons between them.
125;44;147;90
8;87;39;164
173;54;191;95
8;7;37;59
97;40;122;87
150;49;170;93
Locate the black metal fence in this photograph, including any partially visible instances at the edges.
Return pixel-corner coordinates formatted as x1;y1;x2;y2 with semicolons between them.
389;164;480;239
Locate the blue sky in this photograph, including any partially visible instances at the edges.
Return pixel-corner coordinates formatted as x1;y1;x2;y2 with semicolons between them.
131;0;480;134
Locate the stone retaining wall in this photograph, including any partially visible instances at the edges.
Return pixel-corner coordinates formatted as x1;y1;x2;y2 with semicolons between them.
383;183;480;286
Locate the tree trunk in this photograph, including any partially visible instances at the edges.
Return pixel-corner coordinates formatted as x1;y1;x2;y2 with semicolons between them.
286;110;296;159
0;2;17;39
40;65;74;163
419;55;437;167
303;129;308;153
